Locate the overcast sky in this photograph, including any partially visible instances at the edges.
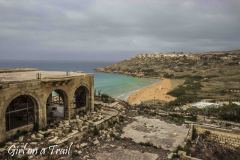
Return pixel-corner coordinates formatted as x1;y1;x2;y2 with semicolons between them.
0;0;240;61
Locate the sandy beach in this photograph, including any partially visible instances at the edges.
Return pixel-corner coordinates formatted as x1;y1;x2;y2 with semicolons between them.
127;78;183;105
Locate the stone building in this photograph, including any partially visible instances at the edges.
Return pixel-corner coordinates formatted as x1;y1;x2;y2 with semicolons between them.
0;69;94;143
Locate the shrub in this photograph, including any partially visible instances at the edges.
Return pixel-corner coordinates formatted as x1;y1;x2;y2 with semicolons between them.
218;103;240;122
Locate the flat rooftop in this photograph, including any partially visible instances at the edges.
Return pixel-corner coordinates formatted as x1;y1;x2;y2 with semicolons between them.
0;69;89;83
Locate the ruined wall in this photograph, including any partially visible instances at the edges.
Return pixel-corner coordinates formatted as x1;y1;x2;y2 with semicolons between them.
0;74;94;143
194;124;240;148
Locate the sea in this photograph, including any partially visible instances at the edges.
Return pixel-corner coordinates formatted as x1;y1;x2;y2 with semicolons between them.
0;60;158;100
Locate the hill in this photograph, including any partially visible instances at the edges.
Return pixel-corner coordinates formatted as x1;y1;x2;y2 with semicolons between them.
96;50;240;101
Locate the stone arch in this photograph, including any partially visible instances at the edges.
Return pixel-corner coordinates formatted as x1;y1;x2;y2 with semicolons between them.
46;89;68;124
5;94;39;132
74;85;90;110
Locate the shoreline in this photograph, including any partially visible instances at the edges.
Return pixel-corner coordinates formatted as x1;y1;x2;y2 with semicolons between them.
127;78;183;105
95;69;160;79
95;70;183;104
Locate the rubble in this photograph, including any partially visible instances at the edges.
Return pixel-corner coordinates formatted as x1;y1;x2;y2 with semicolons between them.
2;99;237;160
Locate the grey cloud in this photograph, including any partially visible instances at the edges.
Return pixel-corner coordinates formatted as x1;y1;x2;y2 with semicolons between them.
0;0;240;61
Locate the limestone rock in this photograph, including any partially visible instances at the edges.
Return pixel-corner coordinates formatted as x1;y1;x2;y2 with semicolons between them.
93;139;100;145
49;137;58;143
31;134;36;140
80;143;88;148
36;133;44;139
75;144;80;149
81;126;88;132
18;136;24;142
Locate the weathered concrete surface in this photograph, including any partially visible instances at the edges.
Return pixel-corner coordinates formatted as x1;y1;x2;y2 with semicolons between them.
96;147;158;160
0;71;85;82
121;116;188;151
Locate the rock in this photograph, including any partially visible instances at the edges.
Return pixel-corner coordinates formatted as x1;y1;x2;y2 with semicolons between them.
110;144;115;148
0;148;6;152
38;130;45;135
6;142;13;146
17;154;25;159
76;115;80;119
30;142;38;145
65;124;71;128
18;136;24;142
57;130;63;137
99;135;106;140
72;125;78;130
63;127;71;134
113;131;120;138
80;143;88;148
106;134;111;139
73;150;80;156
29;134;41;142
35;137;42;141
75;144;80;149
167;153;173;159
178;150;186;156
31;134;36;140
64;120;70;125
36;133;44;139
83;155;89;159
77;118;83;123
81;126;88;132
49;137;58;143
85;122;90;126
93;139;100;145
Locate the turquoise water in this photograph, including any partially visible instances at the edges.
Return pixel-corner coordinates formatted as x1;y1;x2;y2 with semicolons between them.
0;60;158;99
95;72;157;99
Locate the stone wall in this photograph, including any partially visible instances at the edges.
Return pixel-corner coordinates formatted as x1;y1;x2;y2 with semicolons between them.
194;124;240;148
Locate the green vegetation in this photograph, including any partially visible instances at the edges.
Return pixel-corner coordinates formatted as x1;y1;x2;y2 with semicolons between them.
100;94;111;103
165;78;202;110
218;103;240;122
187;103;240;123
94;89;115;103
184;102;240;123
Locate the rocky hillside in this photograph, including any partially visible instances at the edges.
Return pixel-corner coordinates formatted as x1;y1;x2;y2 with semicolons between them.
96;50;240;78
96;50;240;101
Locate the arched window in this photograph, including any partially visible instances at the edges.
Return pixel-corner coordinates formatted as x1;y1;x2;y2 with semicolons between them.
74;86;89;108
6;95;35;131
46;89;67;124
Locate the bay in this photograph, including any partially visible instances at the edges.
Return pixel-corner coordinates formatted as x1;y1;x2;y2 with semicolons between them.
0;60;157;99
